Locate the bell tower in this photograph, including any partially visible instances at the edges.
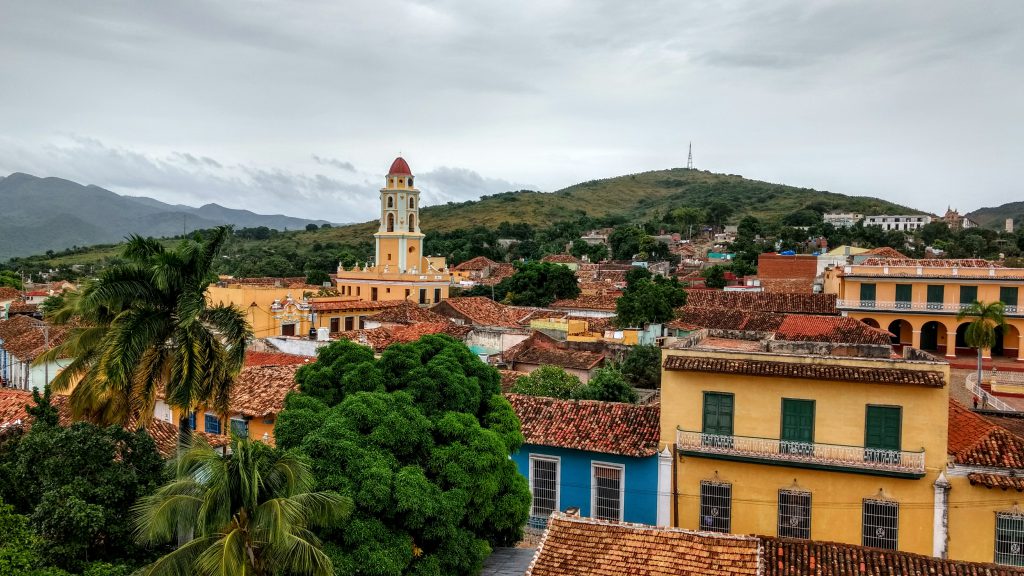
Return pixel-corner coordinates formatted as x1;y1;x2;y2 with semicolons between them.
374;156;424;272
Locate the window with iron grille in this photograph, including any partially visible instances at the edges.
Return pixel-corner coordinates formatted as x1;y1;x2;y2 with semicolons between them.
204;413;221;435
862;499;898;549
996;512;1024;566
699;480;732;533
530;456;558;519
777;490;811;538
230;418;249;438
592;463;623;521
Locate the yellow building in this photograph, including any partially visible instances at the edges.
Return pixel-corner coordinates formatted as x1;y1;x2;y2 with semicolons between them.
334;157;450;306
823;258;1023;361
660;329;950;557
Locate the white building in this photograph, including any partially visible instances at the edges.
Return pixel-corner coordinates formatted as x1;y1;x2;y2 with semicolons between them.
822;212;863;228
863;214;932;231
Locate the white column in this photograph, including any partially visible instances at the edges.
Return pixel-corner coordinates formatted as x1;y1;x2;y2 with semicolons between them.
933;472;951;558
657;446;673;527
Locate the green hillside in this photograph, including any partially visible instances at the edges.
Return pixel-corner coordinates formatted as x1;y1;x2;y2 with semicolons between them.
968;201;1024;231
10;167;919;275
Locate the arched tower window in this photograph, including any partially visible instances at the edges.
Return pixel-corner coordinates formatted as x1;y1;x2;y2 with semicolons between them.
409;197;415;209
408;176;414;187
387;213;395;232
387;196;394;208
408;214;415;232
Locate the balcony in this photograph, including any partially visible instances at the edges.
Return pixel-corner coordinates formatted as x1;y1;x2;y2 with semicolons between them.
676;429;926;478
837;299;1020;316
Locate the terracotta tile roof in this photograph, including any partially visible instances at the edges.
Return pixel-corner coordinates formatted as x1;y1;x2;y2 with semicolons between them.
309;299;405;313
761;536;1024;576
551;294;619;311
685;290;838;315
506;345;604;371
583;316;616;333
665;317;701;331
6;301;39;315
0;388;33;427
859;258;1003;268
507;394;660;457
863;246;907;259
760;278;815;293
228;365;300;417
367;300;448;324
222;276;313;288
335;322;472;352
244;351;315;367
0;315;67;360
498;370;521;392
452;256;496;271
0;388;225;457
663;355;945;387
0;287;22;301
948;400;1024;468
775;315;893;346
477;263;516;286
968;473;1024;491
432;297;530;327
679;306;785;332
541;254;581;264
526;513;761;576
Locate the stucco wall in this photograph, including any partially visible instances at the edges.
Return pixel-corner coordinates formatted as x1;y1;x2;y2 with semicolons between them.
511;444;659;525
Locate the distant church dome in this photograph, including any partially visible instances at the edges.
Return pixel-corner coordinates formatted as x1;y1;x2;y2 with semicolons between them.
388;156;412;176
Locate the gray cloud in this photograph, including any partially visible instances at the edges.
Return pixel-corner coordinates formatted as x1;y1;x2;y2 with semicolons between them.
312;155;357;172
0;0;1021;218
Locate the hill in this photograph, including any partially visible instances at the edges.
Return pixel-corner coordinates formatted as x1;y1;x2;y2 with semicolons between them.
7;167;919;271
967;201;1024;231
0;173;331;260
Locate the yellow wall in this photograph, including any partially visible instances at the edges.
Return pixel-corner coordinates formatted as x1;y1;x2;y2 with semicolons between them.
661;347;949;555
171;407;279;445
946;476;1024;564
207;285;314;339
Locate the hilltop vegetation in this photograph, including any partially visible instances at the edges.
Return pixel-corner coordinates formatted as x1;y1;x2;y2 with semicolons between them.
4;167;920;279
968;201;1024;231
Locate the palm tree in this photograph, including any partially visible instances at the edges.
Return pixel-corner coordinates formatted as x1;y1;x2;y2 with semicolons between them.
956;300;1008;388
132;436;352;576
39;226;252;442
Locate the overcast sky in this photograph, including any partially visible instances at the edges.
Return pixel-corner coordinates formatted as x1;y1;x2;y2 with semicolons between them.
1;1;1021;223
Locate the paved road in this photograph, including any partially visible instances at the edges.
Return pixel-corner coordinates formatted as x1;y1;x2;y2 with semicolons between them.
482;548;536;576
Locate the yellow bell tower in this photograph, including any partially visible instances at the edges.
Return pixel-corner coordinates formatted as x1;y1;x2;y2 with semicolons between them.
374;156;424;273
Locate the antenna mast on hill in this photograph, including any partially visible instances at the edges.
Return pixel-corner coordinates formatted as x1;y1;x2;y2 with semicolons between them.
686;142;694;170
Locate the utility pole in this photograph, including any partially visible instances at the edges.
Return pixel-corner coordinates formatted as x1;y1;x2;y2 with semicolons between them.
687;142;694;170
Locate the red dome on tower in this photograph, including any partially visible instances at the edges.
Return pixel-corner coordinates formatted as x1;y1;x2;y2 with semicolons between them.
388;156;412;175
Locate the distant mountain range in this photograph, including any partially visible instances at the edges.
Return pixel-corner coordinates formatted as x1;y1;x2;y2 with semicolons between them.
0;173;330;260
967;201;1024;231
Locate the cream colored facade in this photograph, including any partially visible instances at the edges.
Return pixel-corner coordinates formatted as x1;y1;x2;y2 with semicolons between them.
333;157;450;306
660;334;950;557
823;259;1024;360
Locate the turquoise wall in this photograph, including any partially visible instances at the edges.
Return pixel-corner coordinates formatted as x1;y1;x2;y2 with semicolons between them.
511;444;659;525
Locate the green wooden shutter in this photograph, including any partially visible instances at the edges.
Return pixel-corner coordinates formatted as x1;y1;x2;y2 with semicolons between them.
781;399;815;443
895;284;912;309
960;285;978;305
926;285;944;309
865;406;901;450
702;393;734;436
1001;287;1019;308
859;283;876;306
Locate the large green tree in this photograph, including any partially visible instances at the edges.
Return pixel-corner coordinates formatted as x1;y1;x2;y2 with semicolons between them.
41;227;252;439
276;336;531;576
510;365;582;399
132;437;351;576
570;368;637;403
615;268;687;327
487;261;579;307
0;395;165;573
956;301;1008;386
619;344;662;389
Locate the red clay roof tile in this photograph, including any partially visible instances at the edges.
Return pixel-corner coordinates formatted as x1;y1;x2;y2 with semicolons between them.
663;355;945;387
685;290;838;315
507;394;660;457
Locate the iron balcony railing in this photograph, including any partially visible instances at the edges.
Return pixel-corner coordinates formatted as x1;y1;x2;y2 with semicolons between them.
837;299;1019;315
676;429;926;477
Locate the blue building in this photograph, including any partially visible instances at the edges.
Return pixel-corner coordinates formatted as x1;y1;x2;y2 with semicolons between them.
507;394;670;527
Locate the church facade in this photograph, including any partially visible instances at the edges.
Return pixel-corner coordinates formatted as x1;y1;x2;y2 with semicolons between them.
333;157;450;305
